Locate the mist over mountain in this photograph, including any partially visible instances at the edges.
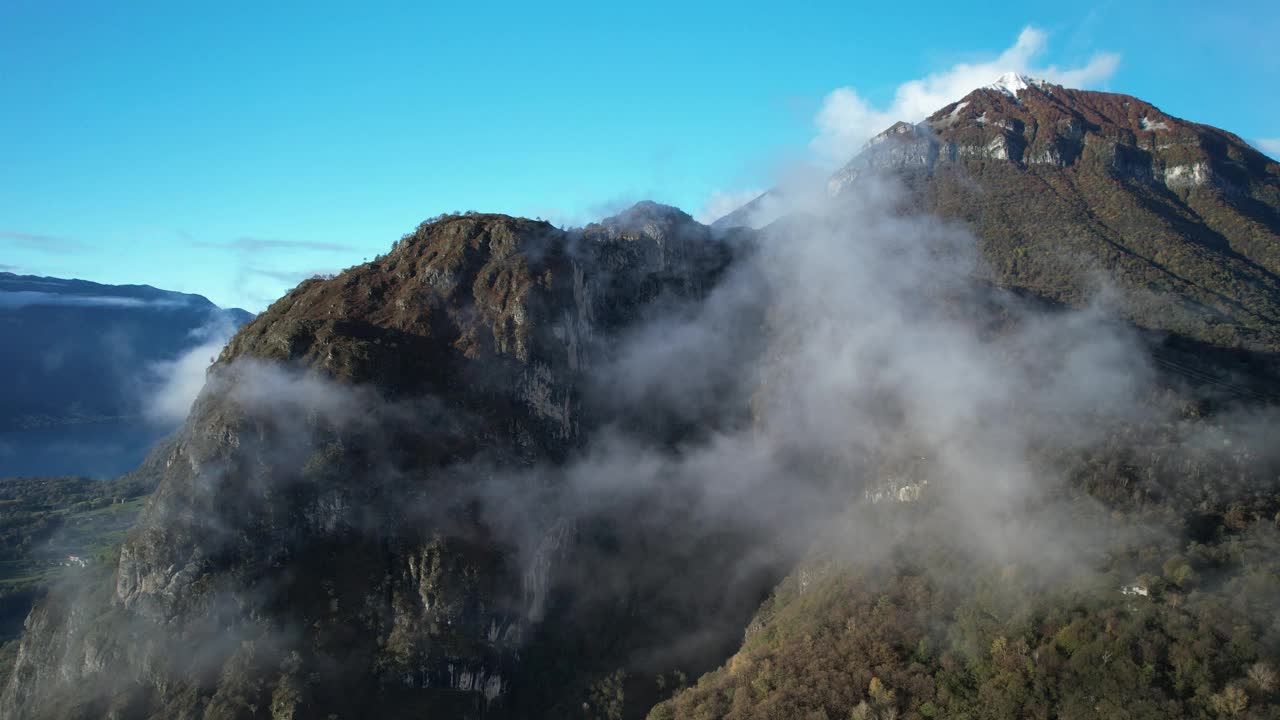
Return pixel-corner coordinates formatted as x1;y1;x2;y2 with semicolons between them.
0;273;252;477
3;79;1280;720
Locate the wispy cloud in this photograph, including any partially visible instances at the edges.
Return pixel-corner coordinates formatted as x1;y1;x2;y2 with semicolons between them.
195;236;358;254
811;26;1121;163
143;316;239;426
695;189;765;225
1255;138;1280;159
0;264;17;273
0;290;190;309
0;230;89;253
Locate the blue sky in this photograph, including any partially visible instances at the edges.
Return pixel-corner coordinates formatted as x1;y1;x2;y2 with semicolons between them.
3;1;1278;311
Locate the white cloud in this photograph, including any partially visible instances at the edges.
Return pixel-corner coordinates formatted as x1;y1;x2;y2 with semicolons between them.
812;26;1121;164
144;319;238;425
698;26;1120;236
695;189;765;225
0;290;188;309
1255;138;1280;159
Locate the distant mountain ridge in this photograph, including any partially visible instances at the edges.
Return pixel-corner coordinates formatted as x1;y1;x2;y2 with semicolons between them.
0;273;253;317
0;272;252;476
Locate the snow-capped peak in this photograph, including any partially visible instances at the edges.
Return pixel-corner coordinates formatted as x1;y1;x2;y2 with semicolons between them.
985;72;1048;97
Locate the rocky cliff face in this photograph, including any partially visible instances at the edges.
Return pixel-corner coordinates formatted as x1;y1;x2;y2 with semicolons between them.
0;206;754;719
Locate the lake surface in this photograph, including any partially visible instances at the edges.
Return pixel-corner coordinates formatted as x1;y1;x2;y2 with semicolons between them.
0;420;163;478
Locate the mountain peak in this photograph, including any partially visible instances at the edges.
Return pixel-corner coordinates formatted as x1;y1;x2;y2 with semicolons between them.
832;77;1275;192
820;80;1280;356
984;71;1052;97
586;201;706;247
598;200;696;230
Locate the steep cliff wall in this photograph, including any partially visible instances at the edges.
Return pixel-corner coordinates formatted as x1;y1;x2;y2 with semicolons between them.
0;206;752;720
